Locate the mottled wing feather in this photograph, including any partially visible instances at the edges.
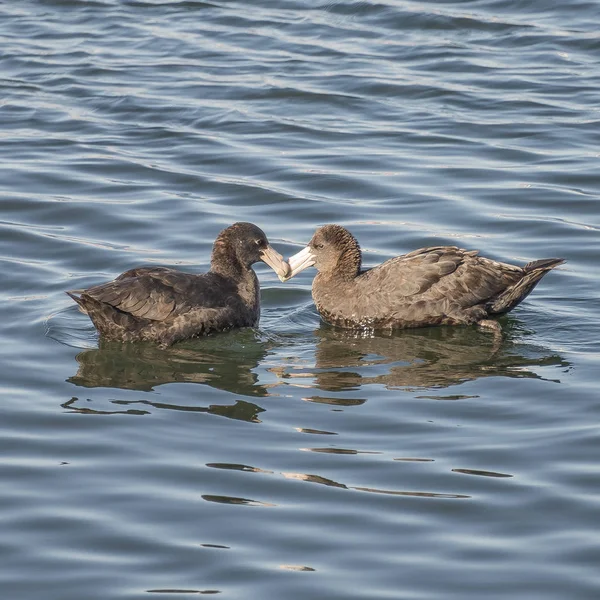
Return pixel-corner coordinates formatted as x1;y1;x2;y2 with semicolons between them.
399;245;470;259
115;266;173;280
83;268;191;322
360;248;463;297
358;247;522;312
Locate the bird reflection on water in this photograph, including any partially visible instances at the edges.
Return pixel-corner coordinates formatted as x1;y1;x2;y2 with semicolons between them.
65;329;271;420
278;322;568;396
66;319;568;415
69;329;271;396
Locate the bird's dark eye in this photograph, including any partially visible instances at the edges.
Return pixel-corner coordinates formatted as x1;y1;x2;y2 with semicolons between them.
315;243;324;250
255;239;263;247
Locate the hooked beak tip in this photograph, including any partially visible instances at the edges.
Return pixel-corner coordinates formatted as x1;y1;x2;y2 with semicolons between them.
260;245;290;280
281;245;316;281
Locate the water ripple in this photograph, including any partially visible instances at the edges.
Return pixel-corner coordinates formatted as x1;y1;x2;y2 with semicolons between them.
1;1;599;599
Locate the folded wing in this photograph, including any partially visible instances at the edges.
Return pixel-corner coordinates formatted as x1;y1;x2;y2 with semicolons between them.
359;246;522;307
81;268;198;322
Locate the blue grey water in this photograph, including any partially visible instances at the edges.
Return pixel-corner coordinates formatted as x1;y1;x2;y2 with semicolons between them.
1;1;599;598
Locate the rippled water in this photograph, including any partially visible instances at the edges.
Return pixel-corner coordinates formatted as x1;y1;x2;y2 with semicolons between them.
2;1;600;599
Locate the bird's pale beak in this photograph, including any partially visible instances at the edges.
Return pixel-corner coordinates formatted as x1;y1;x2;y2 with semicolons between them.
279;246;316;282
260;245;291;280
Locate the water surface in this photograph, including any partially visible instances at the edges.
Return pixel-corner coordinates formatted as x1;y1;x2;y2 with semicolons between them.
1;1;599;599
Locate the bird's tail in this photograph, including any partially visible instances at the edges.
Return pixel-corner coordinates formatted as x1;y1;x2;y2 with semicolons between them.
489;258;565;315
67;289;142;338
66;290;89;314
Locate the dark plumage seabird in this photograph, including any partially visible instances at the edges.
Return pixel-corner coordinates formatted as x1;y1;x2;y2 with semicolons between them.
67;222;290;347
283;224;564;333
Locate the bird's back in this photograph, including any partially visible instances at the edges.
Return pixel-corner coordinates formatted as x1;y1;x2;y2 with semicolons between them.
68;267;260;345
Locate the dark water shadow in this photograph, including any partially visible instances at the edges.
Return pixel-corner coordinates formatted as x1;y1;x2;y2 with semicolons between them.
61;395;266;422
282;321;569;394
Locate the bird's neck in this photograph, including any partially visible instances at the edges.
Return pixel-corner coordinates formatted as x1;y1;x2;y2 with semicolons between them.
210;242;259;309
210;241;247;279
335;244;362;281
